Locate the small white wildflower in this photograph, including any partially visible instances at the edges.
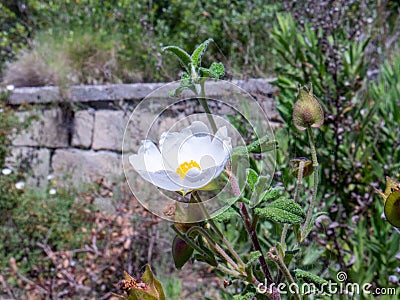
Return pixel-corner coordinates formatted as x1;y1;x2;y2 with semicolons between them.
15;181;25;190
0;108;3;113
2;168;12;175
47;174;54;180
129;121;231;192
6;85;14;91
49;188;57;195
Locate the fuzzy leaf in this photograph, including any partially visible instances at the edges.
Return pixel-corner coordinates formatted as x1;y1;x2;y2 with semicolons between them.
251;175;272;208
247;169;258;191
191;38;213;68
261;186;285;202
254;199;305;224
209;62;225;79
246;136;277;154
246;251;261;266
163;46;192;72
199;67;211;78
294;269;329;285
303;211;328;238
232;139;277;158
213;207;240;222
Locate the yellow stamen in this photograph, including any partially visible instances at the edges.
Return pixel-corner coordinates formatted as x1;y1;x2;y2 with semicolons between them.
176;160;201;179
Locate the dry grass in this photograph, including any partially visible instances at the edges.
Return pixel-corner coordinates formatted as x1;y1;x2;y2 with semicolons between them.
3;30;143;87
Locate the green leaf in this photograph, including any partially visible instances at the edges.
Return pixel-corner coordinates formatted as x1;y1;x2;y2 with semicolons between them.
254;199;305;224
294;269;329;285
199;67;211;78
247;169;258;191
122;265;166;300
172;236;194;269
209;62;225;79
261;186;285;202
232;139;277;158
141;265;166;300
303;211;328;238
169;72;196;97
284;248;300;266
293;224;301;243
246;136;277;153
191;38;213;68
162;46;192;72
213;207;240;222
246;251;261;266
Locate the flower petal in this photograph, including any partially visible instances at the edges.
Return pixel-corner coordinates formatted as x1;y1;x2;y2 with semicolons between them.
160;121;212;169
181;166;218;190
129;140;164;172
136;169;183;191
209;126;232;165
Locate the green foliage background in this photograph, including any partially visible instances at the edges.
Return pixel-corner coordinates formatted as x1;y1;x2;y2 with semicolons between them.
1;0;400;299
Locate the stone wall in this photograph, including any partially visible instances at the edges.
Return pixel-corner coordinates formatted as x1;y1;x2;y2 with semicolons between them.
6;79;279;189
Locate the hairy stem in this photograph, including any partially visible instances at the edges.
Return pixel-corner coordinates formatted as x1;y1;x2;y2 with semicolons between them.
301;126;319;241
186;226;239;270
274;254;301;300
199;80;218;133
281;160;305;249
227;170;275;286
192;191;245;271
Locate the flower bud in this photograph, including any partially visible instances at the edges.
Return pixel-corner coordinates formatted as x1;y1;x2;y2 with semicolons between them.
293;86;324;131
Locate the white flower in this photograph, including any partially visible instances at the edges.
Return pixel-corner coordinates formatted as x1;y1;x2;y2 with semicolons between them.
47;174;54;180
129;121;231;192
2;168;12;175
49;188;57;195
15;181;25;190
6;85;14;91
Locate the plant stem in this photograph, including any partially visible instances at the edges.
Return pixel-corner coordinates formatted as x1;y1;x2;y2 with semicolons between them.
280;225;289;250
301;126;319;241
171;225;214;262
281;160;305;249
187;226;240;270
199;80;218;133
274;254;301;300
192;191;245;271
216;264;242;277
227;170;275;286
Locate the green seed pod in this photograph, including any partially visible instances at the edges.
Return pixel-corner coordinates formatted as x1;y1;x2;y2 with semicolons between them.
375;177;400;228
374;176;400;202
290;157;314;178
384;190;400;228
293;86;324;131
